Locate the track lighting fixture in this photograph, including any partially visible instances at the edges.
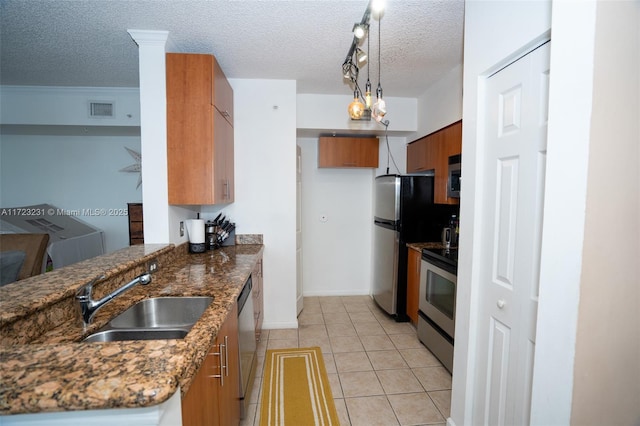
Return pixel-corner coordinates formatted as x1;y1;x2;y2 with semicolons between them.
356;47;367;65
341;0;387;123
352;23;368;39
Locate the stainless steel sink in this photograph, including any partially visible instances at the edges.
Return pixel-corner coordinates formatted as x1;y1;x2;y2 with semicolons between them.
84;328;188;343
82;296;213;343
109;296;214;329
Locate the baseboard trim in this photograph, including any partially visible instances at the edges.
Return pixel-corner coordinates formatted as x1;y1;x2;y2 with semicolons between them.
262;320;299;330
303;290;371;297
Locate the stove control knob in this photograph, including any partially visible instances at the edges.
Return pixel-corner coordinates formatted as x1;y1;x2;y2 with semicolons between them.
497;299;506;309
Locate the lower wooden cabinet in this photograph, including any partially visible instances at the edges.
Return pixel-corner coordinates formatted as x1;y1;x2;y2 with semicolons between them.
182;303;240;426
406;247;421;326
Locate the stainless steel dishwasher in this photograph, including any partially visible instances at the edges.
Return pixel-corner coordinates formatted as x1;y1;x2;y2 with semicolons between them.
237;276;257;419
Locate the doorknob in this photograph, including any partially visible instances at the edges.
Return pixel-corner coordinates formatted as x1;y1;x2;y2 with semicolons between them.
497;299;506;309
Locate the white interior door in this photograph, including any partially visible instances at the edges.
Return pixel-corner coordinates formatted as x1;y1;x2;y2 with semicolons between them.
296;145;304;316
472;42;550;425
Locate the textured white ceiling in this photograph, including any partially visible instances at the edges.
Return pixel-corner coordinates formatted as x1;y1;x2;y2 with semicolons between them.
0;0;464;97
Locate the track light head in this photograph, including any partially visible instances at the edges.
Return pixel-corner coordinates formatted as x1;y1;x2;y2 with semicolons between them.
352;23;368;39
356;48;367;65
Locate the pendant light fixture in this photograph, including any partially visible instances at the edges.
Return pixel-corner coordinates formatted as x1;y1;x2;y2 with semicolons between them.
348;88;366;119
364;28;372;109
341;0;387;123
371;17;387;123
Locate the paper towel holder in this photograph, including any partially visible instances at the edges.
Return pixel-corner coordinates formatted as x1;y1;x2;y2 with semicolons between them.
185;219;206;253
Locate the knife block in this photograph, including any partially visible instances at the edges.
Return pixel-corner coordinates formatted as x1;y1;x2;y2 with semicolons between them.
221;228;235;246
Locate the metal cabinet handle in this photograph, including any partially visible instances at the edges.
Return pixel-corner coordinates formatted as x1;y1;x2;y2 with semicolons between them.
223;335;229;377
208;346;223;385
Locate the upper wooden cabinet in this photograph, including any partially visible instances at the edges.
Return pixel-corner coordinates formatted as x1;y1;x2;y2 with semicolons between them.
407;120;462;204
166;53;234;205
318;136;379;168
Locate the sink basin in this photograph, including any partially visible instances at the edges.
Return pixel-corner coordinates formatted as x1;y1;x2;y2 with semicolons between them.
109;296;214;329
84;328;188;343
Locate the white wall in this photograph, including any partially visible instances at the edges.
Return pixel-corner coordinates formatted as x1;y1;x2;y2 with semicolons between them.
566;1;639;424
453;1;640;425
297;137;374;296
1;85;140;127
202;79;298;329
297;93;417;136
0;133;142;252
412;64;463;140
452;1;552;425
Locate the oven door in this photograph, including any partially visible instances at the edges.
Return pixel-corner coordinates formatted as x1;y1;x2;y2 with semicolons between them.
419;259;456;338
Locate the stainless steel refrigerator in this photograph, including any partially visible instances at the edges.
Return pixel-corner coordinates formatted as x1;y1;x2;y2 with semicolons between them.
372;174;457;320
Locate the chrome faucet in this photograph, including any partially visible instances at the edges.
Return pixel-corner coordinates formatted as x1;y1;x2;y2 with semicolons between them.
76;272;152;325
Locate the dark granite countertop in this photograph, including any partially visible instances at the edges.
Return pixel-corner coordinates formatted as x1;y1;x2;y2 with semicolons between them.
0;242;264;415
407;242;452;251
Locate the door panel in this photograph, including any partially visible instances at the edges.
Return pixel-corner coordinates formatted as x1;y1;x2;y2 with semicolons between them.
372;224;399;315
473;41;550;425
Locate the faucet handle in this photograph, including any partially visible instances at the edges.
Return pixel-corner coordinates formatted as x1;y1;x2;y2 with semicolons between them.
76;274;106;300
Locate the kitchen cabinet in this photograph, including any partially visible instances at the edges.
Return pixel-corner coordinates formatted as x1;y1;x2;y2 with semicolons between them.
406;120;462;204
182;303;240;426
252;257;264;342
318;136;379;168
127;203;144;245
166;53;234;205
406;246;421;326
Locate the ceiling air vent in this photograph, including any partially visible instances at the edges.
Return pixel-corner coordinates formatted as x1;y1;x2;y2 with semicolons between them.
89;101;114;118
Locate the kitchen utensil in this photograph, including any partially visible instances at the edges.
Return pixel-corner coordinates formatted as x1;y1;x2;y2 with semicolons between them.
441;227;452;249
185;219;205;253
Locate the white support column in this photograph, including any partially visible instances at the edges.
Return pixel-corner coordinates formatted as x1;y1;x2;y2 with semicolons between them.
127;30;170;244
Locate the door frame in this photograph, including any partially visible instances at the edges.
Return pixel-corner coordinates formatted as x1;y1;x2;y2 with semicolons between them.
451;33;551;426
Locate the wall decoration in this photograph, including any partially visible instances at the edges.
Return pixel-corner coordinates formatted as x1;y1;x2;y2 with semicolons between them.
120;147;142;189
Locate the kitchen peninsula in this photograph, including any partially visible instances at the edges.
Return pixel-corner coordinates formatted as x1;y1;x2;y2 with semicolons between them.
0;237;264;424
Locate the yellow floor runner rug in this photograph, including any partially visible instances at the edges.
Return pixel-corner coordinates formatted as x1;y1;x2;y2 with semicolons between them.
260;347;340;426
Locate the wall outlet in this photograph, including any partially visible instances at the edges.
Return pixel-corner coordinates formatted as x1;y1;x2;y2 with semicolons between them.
180;221;184;237
147;258;159;274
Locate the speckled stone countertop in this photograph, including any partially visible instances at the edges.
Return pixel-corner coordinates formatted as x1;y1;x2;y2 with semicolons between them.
407;242;453;251
0;241;264;415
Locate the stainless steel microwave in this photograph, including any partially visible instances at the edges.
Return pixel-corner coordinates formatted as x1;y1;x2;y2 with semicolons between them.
447;154;461;198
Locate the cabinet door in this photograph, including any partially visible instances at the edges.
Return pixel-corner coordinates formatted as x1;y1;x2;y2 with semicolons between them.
213;56;234;126
167;103;215;204
217;303;240;426
166;52;235;206
166;53;213;105
182;341;220;426
406;138;428;173
406;247;421;325
213;109;234;204
318;136;379;168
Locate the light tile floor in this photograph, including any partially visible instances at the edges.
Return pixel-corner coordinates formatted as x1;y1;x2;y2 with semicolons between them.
241;296;451;426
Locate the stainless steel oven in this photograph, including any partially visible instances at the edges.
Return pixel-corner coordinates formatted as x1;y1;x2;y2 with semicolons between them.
418;248;457;373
